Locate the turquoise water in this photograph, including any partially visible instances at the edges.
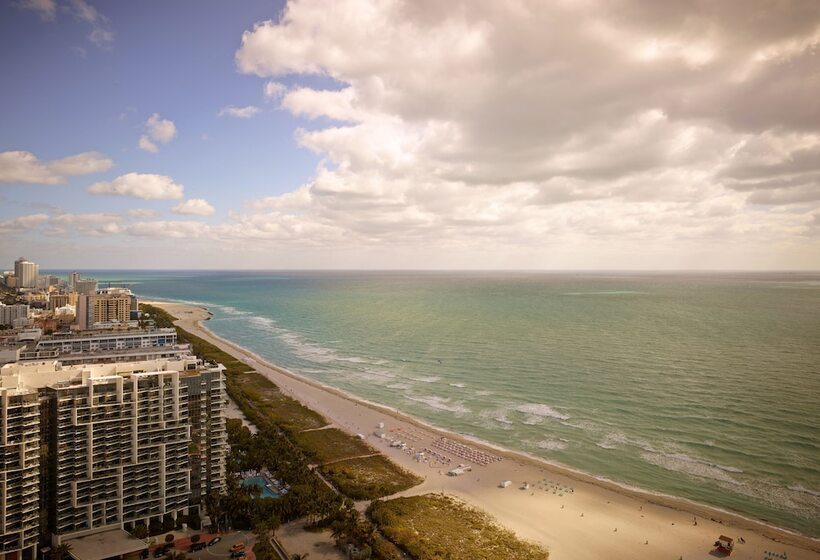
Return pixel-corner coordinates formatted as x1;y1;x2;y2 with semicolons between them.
60;271;820;536
242;476;280;499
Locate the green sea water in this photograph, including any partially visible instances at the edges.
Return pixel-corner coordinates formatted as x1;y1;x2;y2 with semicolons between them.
79;270;820;536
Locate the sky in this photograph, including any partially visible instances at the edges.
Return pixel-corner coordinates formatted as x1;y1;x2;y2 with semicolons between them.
1;0;819;270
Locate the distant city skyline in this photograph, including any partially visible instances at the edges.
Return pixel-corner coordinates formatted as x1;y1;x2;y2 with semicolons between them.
1;0;819;270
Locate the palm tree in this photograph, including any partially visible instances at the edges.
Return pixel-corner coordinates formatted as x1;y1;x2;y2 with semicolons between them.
290;554;309;560
167;552;187;560
329;521;347;546
52;544;72;560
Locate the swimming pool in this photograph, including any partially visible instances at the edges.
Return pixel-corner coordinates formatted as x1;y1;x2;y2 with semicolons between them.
242;476;280;499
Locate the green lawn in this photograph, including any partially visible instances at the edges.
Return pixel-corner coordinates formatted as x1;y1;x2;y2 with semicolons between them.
369;494;549;560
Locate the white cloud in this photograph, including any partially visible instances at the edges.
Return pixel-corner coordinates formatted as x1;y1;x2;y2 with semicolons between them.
49;212;122;236
138;136;158;153
218;105;260;119
0;150;113;184
69;0;102;23
16;0;56;20
127;208;159;219
172;198;216;216
126;220;209;238
138;113;177;152
88;173;184;200
228;0;820;267
264;81;286;100
0;213;50;234
89;27;114;47
65;0;114;48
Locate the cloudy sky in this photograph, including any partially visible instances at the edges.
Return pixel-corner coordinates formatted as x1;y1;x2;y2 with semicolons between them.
1;0;818;270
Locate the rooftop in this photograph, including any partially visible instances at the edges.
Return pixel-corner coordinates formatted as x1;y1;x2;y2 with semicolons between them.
65;529;147;560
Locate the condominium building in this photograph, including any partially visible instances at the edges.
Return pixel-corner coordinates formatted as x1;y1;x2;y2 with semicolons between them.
0;305;30;327
0;386;40;560
0;356;226;560
77;294;133;330
69;273;80;289
12;259;38;290
73;280;98;297
48;294;77;311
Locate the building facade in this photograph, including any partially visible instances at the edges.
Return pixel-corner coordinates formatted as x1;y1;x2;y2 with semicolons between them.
35;329;178;354
0;305;30;327
76;295;133;330
0;356;227;559
0;387;40;560
12;259;38;291
73;280;98;297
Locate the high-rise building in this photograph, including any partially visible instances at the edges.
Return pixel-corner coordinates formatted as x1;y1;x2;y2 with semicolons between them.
0;386;40;560
69;272;80;289
48;292;78;311
0;304;30;326
76;294;133;330
13;258;38;290
73;279;98;297
0;356;226;559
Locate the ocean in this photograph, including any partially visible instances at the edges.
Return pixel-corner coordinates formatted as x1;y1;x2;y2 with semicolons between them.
59;270;820;536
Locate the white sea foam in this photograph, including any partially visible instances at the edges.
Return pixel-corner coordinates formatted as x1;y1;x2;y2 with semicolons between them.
787;484;820;497
340;356;369;364
449;383;466;388
640;451;743;484
386;382;413;390
409;375;441;384
516;403;570;421
535;438;569;451
216;305;251;316
596;431;629;450
563;290;646;296
560;420;597;431
247;315;278;330
405;394;470;415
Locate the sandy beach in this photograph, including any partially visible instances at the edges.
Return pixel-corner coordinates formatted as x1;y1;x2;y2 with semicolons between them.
150;300;820;560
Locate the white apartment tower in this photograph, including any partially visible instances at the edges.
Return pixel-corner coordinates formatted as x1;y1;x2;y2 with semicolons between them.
12;259;38;290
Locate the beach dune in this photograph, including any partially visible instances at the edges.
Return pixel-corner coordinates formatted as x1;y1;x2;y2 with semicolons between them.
150;301;820;560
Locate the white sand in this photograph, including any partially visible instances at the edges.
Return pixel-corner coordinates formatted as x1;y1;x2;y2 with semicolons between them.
149;301;820;560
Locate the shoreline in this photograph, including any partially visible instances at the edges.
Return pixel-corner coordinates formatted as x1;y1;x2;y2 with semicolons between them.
147;300;820;559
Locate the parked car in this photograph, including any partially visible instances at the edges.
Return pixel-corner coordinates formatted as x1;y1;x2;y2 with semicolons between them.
207;537;222;547
190;542;206;552
153;546;170;558
229;551;246;559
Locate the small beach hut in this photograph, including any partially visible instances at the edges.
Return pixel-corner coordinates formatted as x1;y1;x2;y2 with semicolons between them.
499;480;512;488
